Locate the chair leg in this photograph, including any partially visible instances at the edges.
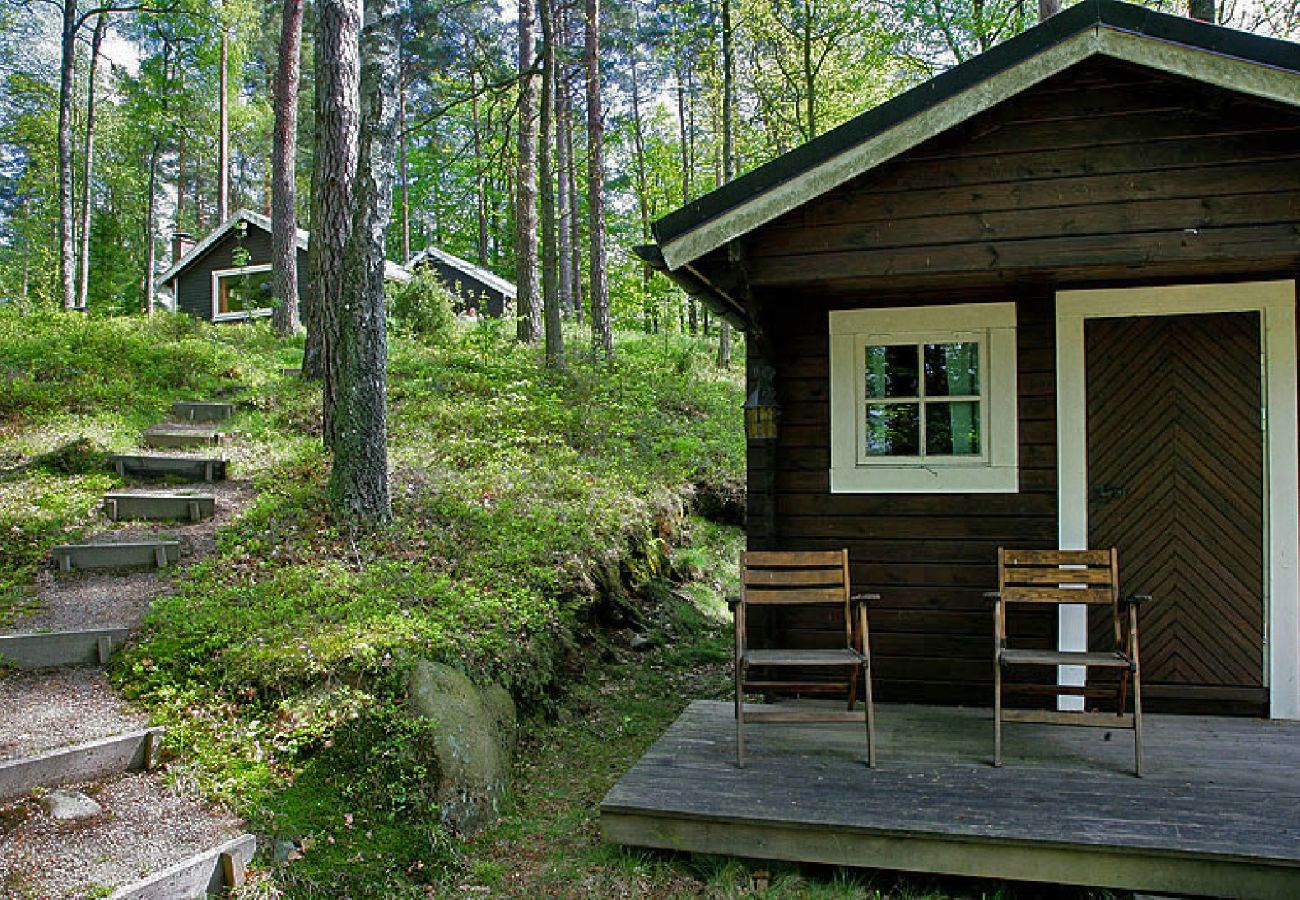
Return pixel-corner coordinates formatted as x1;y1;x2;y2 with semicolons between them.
735;660;746;769
864;659;876;769
994;657;1003;768
846;664;860;712
1132;664;1143;778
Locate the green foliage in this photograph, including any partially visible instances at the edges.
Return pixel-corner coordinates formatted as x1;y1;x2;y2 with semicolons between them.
387;270;458;345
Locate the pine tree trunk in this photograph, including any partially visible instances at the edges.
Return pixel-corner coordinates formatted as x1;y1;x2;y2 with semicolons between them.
1038;0;1060;19
75;13;107;311
471;83;489;264
399;68;410;262
304;0;361;392
144;141;159;314
539;0;562;366
272;0;305;334
564;69;583;322
57;0;78;310
584;0;611;359
1188;0;1214;21
555;72;573;316
219;22;231;221
716;0;735;369
515;0;542;342
329;0;398;524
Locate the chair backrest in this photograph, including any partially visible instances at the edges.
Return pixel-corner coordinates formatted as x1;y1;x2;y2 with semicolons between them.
997;548;1119;604
741;550;852;642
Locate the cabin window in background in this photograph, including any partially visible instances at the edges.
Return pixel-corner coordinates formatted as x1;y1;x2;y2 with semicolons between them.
211;265;274;320
830;303;1018;492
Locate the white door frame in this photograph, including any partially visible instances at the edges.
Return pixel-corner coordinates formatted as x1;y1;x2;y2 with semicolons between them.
1055;280;1299;719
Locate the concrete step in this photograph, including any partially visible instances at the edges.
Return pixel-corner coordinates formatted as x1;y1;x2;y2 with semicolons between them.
109;454;228;482
0;728;162;803
53;541;181;572
141;424;222;450
170;400;234;422
102;491;215;522
0;627;129;668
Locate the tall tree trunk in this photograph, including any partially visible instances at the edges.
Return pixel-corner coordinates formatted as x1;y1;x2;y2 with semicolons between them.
272;0;305;334
218;23;231;221
304;0;361;390
584;0;611;359
1188;0;1214;21
555;68;573;315
563;40;582;322
398;70;410;262
75;12;107;311
627;3;651;285
144;140;159;313
515;0;542;342
330;0;398;524
539;0;562;366
471;82;489;264
802;12;816;138
1038;0;1060;19
716;0;734;368
57;0;78;309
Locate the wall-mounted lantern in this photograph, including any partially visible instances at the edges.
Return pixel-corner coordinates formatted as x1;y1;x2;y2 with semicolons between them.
744;360;780;440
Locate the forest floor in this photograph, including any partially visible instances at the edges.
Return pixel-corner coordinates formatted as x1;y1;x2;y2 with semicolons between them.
0;309;1110;898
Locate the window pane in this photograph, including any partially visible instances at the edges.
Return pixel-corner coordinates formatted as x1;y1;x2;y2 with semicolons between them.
865;403;920;455
925;401;981;455
925;342;980;397
220;271;274;313
865;345;919;398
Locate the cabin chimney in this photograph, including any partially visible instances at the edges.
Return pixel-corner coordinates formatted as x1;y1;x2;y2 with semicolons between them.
172;231;195;262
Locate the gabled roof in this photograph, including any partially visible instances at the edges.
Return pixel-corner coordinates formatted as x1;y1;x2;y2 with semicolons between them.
653;0;1300;270
406;245;517;300
158;208;412;286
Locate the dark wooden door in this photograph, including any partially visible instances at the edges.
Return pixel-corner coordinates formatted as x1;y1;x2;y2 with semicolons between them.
1085;312;1265;713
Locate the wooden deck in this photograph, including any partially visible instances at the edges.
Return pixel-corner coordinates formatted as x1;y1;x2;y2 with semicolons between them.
601;701;1300;898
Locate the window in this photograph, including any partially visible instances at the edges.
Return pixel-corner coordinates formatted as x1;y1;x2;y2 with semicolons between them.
830;303;1018;493
211;265;274;321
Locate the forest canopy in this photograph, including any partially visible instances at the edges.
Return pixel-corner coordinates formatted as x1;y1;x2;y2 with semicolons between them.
0;0;1296;326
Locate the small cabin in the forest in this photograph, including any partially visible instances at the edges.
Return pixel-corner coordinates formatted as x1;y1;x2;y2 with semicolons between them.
642;0;1300;721
406;245;516;318
158;209;412;322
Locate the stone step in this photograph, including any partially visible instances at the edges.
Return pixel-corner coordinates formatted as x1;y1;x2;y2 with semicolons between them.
109;454;228;482
109;833;256;899
0;728;162;803
141;424;222;450
102;491;215;522
0;627;129;668
280;366;302;377
170;400;234;422
54;541;181;572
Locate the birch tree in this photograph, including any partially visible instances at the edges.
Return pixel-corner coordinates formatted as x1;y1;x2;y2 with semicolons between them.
584;0;611;359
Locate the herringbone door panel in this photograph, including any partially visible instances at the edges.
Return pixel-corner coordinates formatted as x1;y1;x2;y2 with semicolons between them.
1086;312;1264;701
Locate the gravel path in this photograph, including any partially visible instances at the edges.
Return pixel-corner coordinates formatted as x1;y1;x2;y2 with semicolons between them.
7;479;255;634
0;772;240;899
0;670;148;761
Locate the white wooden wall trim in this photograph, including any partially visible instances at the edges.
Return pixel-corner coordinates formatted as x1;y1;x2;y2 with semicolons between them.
1055;280;1299;719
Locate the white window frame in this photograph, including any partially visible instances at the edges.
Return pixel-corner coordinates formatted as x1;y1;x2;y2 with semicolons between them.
830;302;1018;493
211;264;275;322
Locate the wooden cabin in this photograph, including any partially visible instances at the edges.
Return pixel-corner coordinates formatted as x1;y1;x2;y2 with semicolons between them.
158;209;411;322
642;0;1300;721
406;245;516;318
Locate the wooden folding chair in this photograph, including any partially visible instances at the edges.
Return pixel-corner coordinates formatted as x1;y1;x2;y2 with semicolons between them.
991;548;1150;776
732;549;877;769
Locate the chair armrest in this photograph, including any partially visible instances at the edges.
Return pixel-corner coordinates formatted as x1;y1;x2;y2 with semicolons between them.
850;592;880;605
1122;593;1152;608
726;595;741;611
983;591;1002;604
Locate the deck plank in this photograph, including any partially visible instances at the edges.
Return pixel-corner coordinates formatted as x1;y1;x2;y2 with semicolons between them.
601;701;1300;897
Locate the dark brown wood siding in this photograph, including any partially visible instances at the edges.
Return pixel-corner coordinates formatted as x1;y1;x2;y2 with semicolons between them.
172;224;307;321
727;57;1300;710
738;58;1300;293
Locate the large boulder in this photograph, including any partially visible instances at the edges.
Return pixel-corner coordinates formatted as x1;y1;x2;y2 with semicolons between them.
407;660;516;834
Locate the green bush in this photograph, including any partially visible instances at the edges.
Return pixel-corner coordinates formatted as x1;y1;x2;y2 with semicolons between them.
389;270;457;344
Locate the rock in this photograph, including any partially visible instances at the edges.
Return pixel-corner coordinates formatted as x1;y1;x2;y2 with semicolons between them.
41;789;102;821
407;660;517;835
629;632;654;651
